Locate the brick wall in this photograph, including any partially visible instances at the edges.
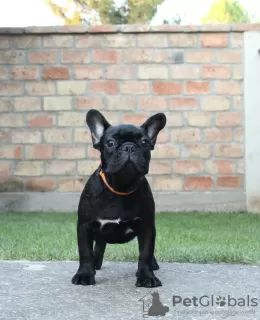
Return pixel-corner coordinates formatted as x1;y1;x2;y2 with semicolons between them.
0;24;251;195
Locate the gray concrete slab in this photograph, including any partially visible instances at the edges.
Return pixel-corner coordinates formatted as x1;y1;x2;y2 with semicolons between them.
0;261;260;320
0;191;246;213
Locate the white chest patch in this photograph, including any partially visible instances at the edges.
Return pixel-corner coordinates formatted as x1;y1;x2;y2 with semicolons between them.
97;218;121;227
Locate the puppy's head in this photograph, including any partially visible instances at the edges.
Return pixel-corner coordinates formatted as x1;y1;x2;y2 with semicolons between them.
86;109;166;180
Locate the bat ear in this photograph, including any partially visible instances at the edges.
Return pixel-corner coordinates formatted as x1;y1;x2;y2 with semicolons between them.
86;109;111;150
141;113;167;149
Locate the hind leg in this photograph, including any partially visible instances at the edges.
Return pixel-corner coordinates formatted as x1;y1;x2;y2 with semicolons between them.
94;240;106;270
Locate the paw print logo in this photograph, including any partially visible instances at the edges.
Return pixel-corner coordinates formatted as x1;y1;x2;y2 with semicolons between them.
216;296;226;307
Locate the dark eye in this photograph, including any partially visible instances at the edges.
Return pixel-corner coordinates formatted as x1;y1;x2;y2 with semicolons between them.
141;139;149;147
106;140;115;147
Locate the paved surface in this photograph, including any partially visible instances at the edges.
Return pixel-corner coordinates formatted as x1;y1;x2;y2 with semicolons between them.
1;261;260;320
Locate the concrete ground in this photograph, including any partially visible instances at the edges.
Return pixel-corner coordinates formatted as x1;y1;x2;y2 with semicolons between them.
0;261;260;320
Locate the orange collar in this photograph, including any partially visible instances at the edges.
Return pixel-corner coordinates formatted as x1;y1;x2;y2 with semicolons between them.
99;169;136;196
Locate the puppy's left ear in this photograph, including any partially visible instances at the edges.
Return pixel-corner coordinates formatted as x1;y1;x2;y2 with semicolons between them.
86;109;111;149
141;113;167;149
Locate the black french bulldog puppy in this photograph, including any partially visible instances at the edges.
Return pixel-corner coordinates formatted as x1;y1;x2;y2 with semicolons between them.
72;109;167;288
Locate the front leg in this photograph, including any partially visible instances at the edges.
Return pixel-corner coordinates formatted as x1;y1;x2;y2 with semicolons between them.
94;239;106;270
72;221;96;285
136;224;162;288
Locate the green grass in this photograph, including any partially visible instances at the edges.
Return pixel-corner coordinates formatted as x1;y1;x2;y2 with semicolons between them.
1;212;260;265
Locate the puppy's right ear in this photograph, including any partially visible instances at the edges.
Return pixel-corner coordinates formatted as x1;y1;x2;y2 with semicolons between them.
86;109;111;150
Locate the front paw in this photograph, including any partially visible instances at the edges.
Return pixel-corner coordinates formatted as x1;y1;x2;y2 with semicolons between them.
72;271;96;286
136;271;162;288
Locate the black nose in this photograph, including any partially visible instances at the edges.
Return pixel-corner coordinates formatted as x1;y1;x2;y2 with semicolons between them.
122;143;136;153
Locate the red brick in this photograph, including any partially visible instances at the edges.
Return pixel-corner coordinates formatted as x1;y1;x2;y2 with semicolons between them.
74;66;103;80
201;34;228;47
157;131;169;143
27;114;54;127
149;160;171;175
76;96;104;110
217;176;242;189
42;66;69;80
174;160;203;174
138;34;168;47
46;161;75;175
206;160;234;174
204;128;232;142
26;82;55;96
233;96;243;109
153;81;182;95
0;114;23;127
93;49;121;63
171;65;200;79
75;35;104;48
201;96;230;111
106;96;136;111
218;51;242;63
120;81;150;94
56;147;85;159
153;144;179;158
172;128;200;142
0;145;22;159
215;144;243;158
216;112;243;127
185;81;210;95
43;35;73;47
153;176;183;191
0;51;24;64
25;145;53;160
164;112;183;127
14;97;41;111
124;49;153;63
10;35;40;49
105;65;136;79
88;147;100;159
44;129;72;143
78;160;101;175
185;112;212;127
15;162;43;176
0;163;11;176
184;177;213;190
12;131;41;144
186;50;215;63
28;51;57;64
58;178;85;192
168;98;198;110
215;81;242;95
168;34;198;47
74;128;92;143
231;33;243;48
105;34;136;48
0;83;22;96
139;97;167;111
182;144;211;158
26;178;56;192
61;50;90;63
90;81;118;94
139;65;168;79
202;66;231;79
122;114;149;126
234;128;244;142
11;66;38;80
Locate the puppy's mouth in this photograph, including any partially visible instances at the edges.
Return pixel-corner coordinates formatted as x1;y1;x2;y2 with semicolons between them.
105;157;147;175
